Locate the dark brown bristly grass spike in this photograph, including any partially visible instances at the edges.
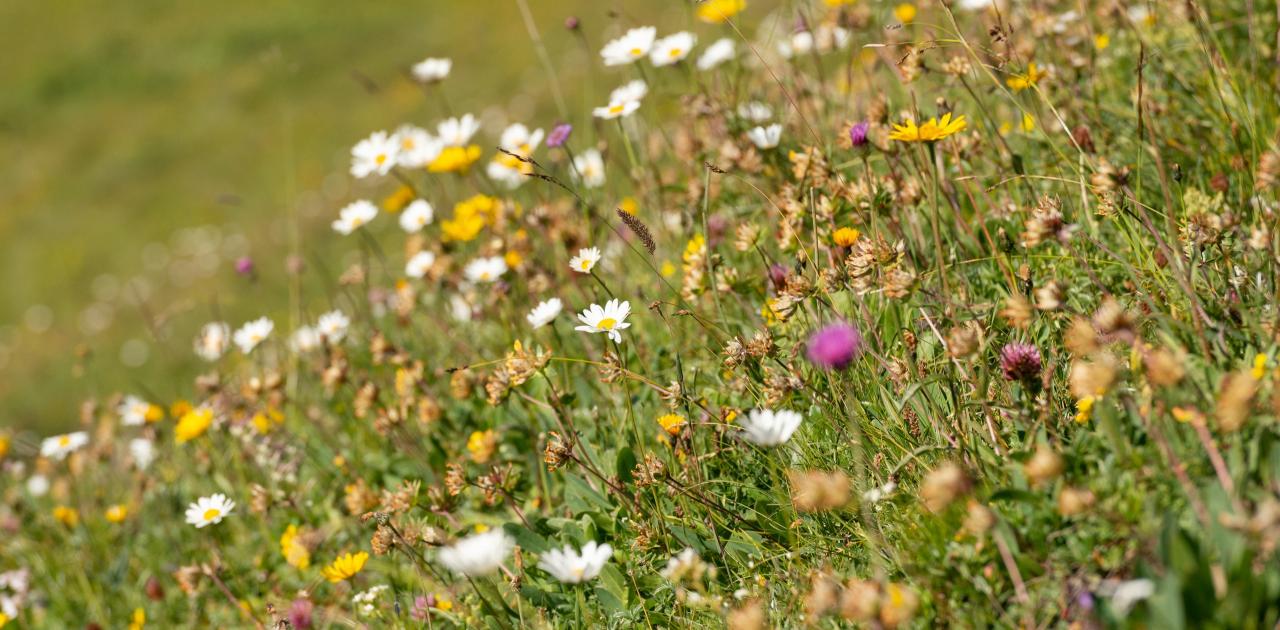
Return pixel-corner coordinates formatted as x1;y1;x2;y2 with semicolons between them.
617;208;656;255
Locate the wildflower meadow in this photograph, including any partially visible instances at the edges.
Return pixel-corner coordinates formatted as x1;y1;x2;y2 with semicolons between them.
7;0;1280;627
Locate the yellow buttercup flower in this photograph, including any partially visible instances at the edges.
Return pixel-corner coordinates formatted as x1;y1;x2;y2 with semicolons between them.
1094;34;1110;50
467;430;498;464
174;408;214;444
441;194;500;242
696;0;745;23
660;261;676;277
0;434;9;459
1073;396;1095;424
0;612;9;627
1252;353;1269;379
657;413;687;436
280;524;312;569
618;197;639;216
53;505;79;527
170;399;193;418
1020;113;1036;133
322;551;368;583
106;504;129;523
894;3;917;23
382;185;415;212
428;145;482;173
128;607;145;630
1006;62;1045;91
504;250;524;269
832;227;861;247
888;113;967;142
823;0;856;5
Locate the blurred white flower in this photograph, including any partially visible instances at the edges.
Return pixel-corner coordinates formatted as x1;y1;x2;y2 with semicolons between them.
291;326;320;353
449;295;473;322
697;38;736;70
332;200;379;235
233;317;274;354
26;474;50;497
538;541;613;583
129;438;155;470
438;529;515;576
40;432;88;460
487;123;545;189
405;251;436;279
527;298;562;329
117;395;157;426
399;199;434;233
411;57;451;82
594;80;648;120
747;124;782;149
194;321;231;361
464;256;508;283
316;310;350;343
738;409;803;446
1108;578;1155;616
576;299;632;343
185;493;235;528
393;125;443;168
651;31;696;67
569;247;602;274
737;101;773;122
573;149;606;188
350;130;398;178
437;114;480;147
600;26;657;66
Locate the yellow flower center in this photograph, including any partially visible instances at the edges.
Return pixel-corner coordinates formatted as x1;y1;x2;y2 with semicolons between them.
598;318;617;330
630;47;642;56
375;153;387;165
580;261;592;270
58;436;70;447
203;508;220;521
402;139;415;150
572;566;586;578
609;104;625;115
480;272;491;280
669;48;682;58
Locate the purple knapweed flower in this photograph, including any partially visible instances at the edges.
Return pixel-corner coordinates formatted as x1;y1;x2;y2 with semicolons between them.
1000;342;1042;384
234;256;255;276
849;121;870;148
806;322;866;370
547;123;573;148
288;599;313;629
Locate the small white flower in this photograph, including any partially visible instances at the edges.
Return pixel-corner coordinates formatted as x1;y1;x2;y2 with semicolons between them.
737;101;773;122
437;114;480;147
194;321;231;361
40;432;89;460
527;298;562;329
26;474;50;497
449;295;473;322
538;541;613;584
411;57;452;82
399;199;435;233
393;125;443;168
332;200;379;235
600;26;657;66
499;123;546;154
129;438;155;470
317;309;350;343
405;251;437;279
185;493;235;528
1108;578;1155;615
573;149;606;188
660;547;702;581
593;99;641;120
651;31;696;67
233;317;274;354
862;481;897;504
777;31;814;59
738;409;803;446
350;130;398;178
747;124;782;149
569;247;602;274
464;256;508;283
575;299;632;343
697;38;736;70
594;80;648;120
487;123;546;189
117;395;155;426
438;529;515;576
291;326;321;353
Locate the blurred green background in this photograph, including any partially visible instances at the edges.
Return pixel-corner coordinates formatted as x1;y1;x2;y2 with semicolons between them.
0;0;752;430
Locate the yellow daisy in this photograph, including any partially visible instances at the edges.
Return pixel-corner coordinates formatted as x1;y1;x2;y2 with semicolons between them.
888;113;967;142
322;551;369;583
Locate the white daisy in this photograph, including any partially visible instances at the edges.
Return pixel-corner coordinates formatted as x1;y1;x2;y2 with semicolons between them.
185;493;235;528
777;31;814;59
464;256;508;283
486;160;527;189
40;431;88;460
600;26;657;66
747;124;782;149
129;438;155;470
393;125;443;168
233;317;274;354
449;295;473;322
499;123;546;155
291;325;321;353
332;200;379;235
573;149;606;188
575;299;632;343
737;409;803;446
594;80;648;120
487;123;545;189
316;309;350;343
405;251;437;279
26;474;50;497
650;31;696;67
697;38;736;70
437;114;480;147
538;541;613;584
411;57;451;82
350;130;398;178
737;101;773;122
569;247;602;274
399;199;434;233
593;99;641;120
194;321;231;362
527;298;563;329
438;529;515;576
117;395;156;426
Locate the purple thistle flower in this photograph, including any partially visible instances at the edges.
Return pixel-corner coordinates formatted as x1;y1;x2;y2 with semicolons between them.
234;256;255;276
547;123;573;148
1000;342;1042;384
768;264;788;292
806;322;865;370
288;599;313;629
849;121;870;148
